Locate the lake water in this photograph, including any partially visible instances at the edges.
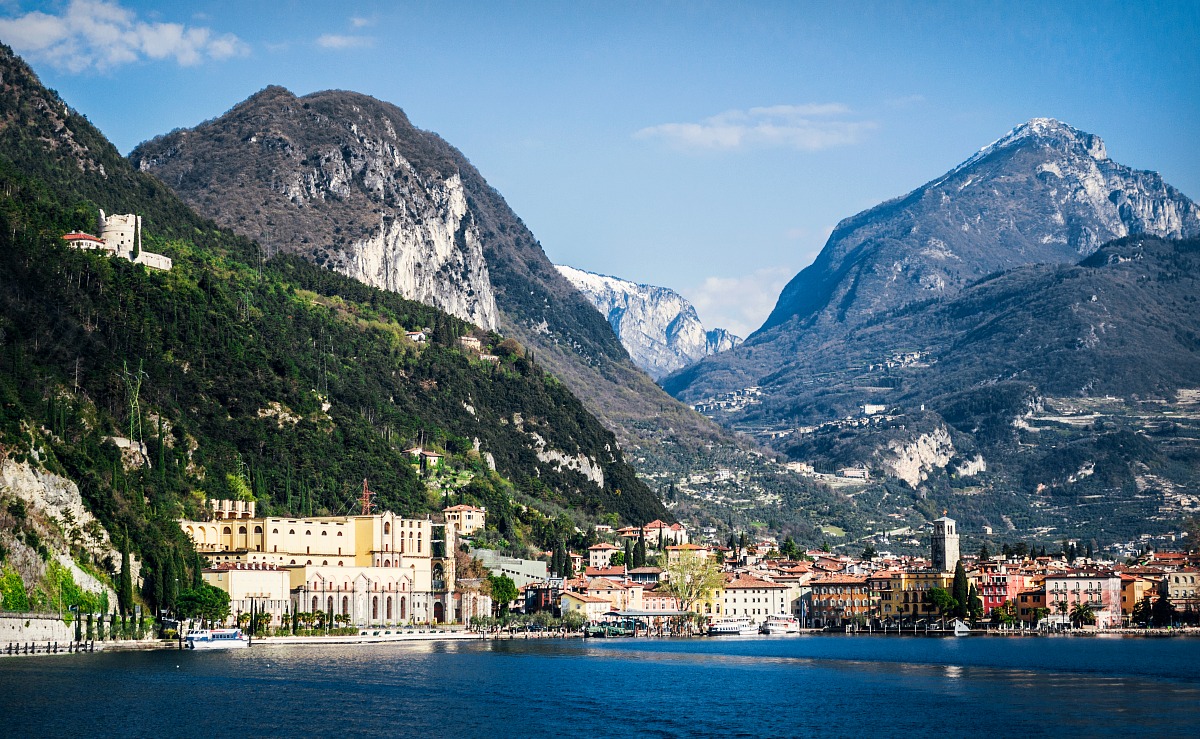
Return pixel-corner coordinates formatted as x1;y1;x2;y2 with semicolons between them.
2;634;1198;737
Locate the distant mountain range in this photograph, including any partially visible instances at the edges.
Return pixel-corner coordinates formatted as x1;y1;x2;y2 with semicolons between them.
555;264;741;379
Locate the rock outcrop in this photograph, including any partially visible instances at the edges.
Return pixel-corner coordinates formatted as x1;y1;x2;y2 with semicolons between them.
555;264;742;379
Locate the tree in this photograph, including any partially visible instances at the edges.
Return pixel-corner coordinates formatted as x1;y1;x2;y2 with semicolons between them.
488;573;518;616
966;584;984;623
624;538;633;568
862;543;877;561
781;536;799;560
118;538;134;616
1070;602;1096;629
662;553;725;613
561;611;585;631
1132;595;1153;627
1152;592;1176;627
924;587;958;627
634;528;647;568
176;583;231;625
978;544;990;561
951;560;969;619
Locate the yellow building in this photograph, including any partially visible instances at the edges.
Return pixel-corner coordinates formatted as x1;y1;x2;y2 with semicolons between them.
880;570;958;622
181;499;457;625
443;504;487;536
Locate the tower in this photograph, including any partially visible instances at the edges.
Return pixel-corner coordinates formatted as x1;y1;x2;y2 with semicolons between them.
930;516;960;573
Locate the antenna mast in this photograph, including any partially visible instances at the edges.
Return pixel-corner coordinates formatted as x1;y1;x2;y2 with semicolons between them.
360;478;374;516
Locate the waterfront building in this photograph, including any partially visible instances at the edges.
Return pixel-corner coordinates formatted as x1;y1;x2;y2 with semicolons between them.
1044;571;1122;628
470;548;549;588
882;570;956;624
1162;568;1200;621
203;562;291;626
560;591;612;622
180;499;458;625
976;562;1028;616
721;574;789;623
809;574;871;627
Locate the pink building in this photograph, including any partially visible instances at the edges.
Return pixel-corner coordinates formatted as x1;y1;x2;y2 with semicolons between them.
1044;570;1122;629
977;562;1028;615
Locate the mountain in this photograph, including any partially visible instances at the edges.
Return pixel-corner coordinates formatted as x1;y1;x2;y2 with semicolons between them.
128;86;739;462
765;235;1200;543
0;44;666;616
554;264;742;379
667;118;1200;404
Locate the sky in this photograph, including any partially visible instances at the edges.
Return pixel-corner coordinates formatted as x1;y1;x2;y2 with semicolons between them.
1;1;1198;338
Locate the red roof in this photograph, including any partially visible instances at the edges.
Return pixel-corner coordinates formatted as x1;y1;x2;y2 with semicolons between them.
724;574;788;589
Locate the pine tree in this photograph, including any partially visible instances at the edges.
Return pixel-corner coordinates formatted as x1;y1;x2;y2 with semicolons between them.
978;544;990;561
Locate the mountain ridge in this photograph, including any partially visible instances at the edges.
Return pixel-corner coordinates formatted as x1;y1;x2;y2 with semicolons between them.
554;264;742;379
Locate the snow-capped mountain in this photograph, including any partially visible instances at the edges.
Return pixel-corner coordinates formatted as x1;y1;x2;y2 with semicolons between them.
555;265;742;379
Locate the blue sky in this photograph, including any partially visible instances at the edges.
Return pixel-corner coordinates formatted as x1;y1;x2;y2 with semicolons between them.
2;0;1197;337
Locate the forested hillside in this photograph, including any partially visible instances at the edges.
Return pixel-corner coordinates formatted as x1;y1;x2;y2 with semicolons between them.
0;44;664;617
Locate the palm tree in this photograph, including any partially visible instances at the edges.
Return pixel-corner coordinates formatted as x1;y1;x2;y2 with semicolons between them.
1070;602;1097;629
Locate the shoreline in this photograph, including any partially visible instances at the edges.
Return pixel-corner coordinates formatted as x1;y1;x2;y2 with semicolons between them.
4;626;1197;659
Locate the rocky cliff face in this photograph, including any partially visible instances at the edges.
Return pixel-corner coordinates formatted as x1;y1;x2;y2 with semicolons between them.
132;87;499;330
555;264;742;379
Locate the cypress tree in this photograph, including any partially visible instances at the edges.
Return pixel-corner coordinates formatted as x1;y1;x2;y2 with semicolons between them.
634;528;647;568
623;538;633;567
952;560;969;619
118;536;134;616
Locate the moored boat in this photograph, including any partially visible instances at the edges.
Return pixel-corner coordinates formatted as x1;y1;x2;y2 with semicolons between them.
761;614;800;634
185;628;250;649
708;617;759;636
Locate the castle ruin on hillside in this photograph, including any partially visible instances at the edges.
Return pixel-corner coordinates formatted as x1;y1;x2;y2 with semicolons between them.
61;209;173;271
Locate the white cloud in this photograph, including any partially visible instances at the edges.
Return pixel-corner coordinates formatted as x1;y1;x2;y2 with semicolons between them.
316;33;374;50
681;265;798;339
349;16;374;28
0;0;248;73
635;103;876;152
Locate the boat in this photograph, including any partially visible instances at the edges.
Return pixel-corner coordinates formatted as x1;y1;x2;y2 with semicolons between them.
761;614;800;635
952;619;971;636
708;617;759;636
185;628;250;649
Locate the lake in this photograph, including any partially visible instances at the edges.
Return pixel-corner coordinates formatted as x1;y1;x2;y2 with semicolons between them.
2;634;1198;737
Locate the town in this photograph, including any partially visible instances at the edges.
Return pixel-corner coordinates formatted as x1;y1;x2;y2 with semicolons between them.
176;496;1199;638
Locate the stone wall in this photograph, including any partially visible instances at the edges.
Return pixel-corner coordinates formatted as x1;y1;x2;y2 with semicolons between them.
0;612;75;645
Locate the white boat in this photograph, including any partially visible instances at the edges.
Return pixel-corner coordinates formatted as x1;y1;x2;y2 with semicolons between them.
708;617;759;636
185;628;250;649
761;614;800;635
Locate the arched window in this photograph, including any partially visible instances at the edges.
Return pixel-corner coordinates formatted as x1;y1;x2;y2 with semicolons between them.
223;526;232;535
289;529;295;535
306;560;312;565
372;596;379;620
337;532;343;537
384;522;391;535
342;596;349;615
386;597;393;620
311;596;319;612
338;561;343;566
322;531;328;536
322;560;328;566
273;529;279;534
290;559;296;565
327;596;334;613
239;526;247;535
400;597;406;620
384;559;390;567
306;530;312;536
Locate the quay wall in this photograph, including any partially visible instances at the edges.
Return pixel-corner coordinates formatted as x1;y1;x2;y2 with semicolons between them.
1;612;74;644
